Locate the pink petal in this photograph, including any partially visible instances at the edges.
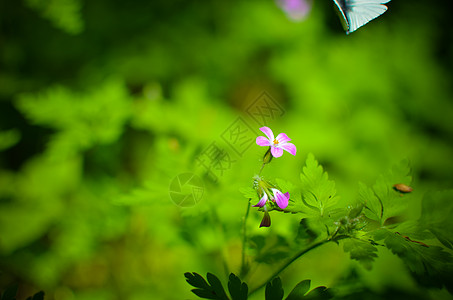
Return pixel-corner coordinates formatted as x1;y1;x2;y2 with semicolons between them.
271;146;283;158
272;189;289;209
280;143;297;156
259;127;274;142
276;133;291;144
256;136;271;147
259;211;271;227
252;193;268;207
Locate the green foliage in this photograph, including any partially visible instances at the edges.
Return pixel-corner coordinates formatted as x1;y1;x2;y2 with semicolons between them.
418;190;453;250
185;273;247;300
228;273;248;300
265;277;284;300
295;153;337;217
264;278;332;300
2;0;453;299
24;0;84;34
342;238;378;270
374;228;453;291
0;129;21;151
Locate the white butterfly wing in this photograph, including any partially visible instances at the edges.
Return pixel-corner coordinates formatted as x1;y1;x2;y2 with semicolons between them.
346;1;390;33
333;0;391;34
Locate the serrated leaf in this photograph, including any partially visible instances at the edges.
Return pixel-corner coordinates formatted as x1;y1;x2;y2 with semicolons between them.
374;229;453;291
419;190;453;249
358;182;381;222
343;238;378;270
266;277;284;300
228;273;248;300
373;160;412;224
298;154;337;217
285;280;310;300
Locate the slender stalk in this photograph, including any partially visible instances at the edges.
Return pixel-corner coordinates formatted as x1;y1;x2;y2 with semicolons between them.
258;163;265;176
248;239;330;296
240;199;251;277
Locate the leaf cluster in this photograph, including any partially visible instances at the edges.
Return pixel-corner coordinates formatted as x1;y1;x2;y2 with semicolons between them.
185;273;332;300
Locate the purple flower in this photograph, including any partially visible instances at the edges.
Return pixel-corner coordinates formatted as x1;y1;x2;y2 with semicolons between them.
253;188;290;210
256;127;297;158
253;188;289;228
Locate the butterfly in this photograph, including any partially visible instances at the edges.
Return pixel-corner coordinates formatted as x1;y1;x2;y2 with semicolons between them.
333;0;391;34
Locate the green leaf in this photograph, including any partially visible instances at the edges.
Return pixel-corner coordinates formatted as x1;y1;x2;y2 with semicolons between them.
239;187;256;200
285;280;310;300
419;190;453;250
207;273;230;300
265;277;284;300
358;182;381;222
374;229;453;291
298;154;337;217
185;272;229;300
374;160;413;224
285;280;333;300
342;238;378;270
228;273;248;300
303;286;332;299
359;160;413;225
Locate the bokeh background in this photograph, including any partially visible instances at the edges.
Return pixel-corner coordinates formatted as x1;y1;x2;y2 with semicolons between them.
1;0;453;299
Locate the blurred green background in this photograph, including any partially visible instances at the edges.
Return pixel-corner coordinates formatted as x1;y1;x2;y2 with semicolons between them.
1;0;453;299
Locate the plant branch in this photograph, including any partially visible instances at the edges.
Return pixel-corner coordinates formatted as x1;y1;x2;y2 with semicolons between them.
240;199;251;278
248;239;330;296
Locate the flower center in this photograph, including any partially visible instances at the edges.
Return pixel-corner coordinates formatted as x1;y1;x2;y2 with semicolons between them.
273;139;279;145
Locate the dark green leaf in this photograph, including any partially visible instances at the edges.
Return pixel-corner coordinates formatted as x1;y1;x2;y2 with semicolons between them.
265;277;284;300
228;273;248;300
285;280;310;300
185;272;211;290
185;272;229;299
207;273;229;300
304;286;333;299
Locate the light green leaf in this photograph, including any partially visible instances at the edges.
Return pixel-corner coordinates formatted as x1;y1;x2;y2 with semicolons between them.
287;154;337;216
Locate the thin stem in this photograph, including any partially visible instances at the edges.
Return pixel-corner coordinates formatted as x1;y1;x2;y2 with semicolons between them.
240;199;251;278
258;163;265;175
248;239;330;296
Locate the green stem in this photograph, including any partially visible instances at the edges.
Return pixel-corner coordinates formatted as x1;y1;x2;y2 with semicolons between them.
258;163;265;175
240;199;251;278
248;239;330;296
